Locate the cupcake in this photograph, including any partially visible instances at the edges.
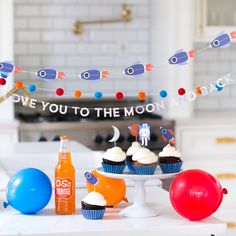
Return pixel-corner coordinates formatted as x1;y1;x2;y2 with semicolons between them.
81;191;106;220
102;146;126;174
158;144;183;173
132;147;158;175
126;142;142;174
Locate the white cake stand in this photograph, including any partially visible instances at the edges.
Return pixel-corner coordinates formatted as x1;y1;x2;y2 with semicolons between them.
97;167;179;218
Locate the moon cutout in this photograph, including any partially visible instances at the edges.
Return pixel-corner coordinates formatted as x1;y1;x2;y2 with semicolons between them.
109;126;120;143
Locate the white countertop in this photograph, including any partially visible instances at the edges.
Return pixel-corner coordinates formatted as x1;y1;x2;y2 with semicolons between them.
0;187;226;236
0;142;227;236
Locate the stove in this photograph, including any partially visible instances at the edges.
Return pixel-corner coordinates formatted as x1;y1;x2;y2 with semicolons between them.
16;99;175;152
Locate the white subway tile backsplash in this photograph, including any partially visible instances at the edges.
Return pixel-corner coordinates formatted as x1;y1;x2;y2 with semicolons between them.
42;56;66;67
29;43;54;55
89;6;113;17
53;18;75;29
219;97;236;109
195;97;219;110
17;31;41;42
14;0;150;98
40;6;65;16
89;30;113;42
14;18;28;29
194;42;236;111
64;6;89;17
16;5;40;16
42;31;65;42
16;56;41;67
53;43;78;54
29;18;53;29
66;55;90;67
14;43;28;54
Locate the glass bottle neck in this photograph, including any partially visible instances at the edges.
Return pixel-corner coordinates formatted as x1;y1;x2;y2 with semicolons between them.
60;139;69;153
59;139;71;162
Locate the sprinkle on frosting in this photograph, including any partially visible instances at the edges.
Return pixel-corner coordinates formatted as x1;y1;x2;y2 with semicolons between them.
102;146;126;162
132;147;158;164
126;142;141;156
158;144;182;158
82;191;107;206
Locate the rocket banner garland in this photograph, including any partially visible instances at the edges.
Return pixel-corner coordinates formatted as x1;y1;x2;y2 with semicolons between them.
6;71;235;118
0;31;236;99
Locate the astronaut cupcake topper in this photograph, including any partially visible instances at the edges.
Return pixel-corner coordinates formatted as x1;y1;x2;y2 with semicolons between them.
139;123;150;146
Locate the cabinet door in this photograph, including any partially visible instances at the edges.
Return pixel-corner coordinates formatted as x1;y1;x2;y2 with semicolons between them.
179;125;236;157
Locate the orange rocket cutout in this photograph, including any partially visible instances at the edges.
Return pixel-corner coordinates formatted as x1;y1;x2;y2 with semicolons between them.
129;123;139;141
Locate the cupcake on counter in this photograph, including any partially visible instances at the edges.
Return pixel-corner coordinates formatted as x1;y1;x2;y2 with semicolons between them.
102;146;126;174
81;191;106;220
158;144;183;173
126;142;142;173
132;147;158;175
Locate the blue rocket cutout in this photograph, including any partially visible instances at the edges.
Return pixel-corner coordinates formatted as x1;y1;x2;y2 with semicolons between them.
160;126;175;144
84;172;98;185
36;68;64;80
124;63;153;76
168;49;196;65
79;69;109;80
210;31;236;49
0;61;21;77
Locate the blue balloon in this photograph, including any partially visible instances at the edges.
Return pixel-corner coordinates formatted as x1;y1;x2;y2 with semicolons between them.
4;168;52;214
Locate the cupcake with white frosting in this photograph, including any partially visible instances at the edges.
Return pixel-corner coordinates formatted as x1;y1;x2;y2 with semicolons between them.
158;144;183;173
81;191;106;220
132;147;158;175
126;142;142;173
102;146;126;174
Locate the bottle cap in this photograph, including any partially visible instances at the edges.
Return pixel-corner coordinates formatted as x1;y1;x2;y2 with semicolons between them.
60;136;69;140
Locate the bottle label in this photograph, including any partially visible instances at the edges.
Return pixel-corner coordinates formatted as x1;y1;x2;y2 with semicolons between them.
55;177;74;200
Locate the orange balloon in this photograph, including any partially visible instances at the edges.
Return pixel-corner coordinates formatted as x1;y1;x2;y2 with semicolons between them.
86;170;128;207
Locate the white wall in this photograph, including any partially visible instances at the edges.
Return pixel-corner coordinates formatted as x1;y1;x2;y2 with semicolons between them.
0;0;14;122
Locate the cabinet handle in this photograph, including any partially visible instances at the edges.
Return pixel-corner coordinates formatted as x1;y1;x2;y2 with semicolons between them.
226;222;236;228
216;173;236;179
215;137;236;144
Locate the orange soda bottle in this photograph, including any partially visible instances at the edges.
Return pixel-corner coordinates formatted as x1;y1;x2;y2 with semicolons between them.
55;136;76;214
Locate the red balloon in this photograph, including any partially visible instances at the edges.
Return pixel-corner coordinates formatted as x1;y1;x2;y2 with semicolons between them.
170;169;227;221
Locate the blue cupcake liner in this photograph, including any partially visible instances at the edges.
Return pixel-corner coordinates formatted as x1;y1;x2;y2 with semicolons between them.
159;162;183;174
125;160;135;174
102;163;126;174
133;164;157;175
81;209;105;220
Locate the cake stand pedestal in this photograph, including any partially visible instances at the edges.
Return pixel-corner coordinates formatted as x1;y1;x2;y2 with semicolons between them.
97;168;179;218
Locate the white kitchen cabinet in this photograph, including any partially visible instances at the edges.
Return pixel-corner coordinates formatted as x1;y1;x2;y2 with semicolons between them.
195;0;236;41
176;114;236;235
0;122;19;156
